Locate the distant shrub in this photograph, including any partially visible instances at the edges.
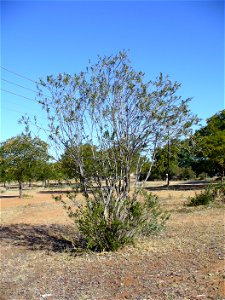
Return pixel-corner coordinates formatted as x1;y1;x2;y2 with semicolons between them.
211;183;225;203
179;167;196;180
187;183;225;206
198;172;208;180
55;189;169;252
22;193;33;199
187;188;213;206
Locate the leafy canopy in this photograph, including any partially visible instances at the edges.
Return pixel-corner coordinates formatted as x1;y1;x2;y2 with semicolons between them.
0;133;50;184
31;50;198;251
195;110;225;177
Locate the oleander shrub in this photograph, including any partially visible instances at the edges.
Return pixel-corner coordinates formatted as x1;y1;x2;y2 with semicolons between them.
139;190;170;236
56;189;169;252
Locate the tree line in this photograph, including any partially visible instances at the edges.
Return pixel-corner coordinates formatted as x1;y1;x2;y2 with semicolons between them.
1;109;224;198
141;109;225;182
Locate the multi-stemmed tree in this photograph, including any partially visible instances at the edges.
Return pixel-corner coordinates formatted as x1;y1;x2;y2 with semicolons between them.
33;51;198;250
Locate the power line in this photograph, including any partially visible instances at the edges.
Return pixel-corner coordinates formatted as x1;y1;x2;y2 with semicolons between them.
1;78;38;94
1;88;38;103
2;106;28;115
1;66;37;84
1;67;56;100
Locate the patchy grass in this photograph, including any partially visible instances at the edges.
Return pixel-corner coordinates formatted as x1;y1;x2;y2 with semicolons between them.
0;181;224;299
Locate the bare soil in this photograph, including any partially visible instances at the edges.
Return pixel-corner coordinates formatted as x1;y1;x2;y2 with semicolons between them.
0;182;224;300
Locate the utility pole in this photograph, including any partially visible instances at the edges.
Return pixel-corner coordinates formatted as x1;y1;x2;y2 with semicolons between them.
167;134;170;187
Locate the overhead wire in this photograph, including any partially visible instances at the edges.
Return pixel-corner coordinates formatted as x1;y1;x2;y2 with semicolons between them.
1;67;52;104
1;66;37;84
1;75;50;127
1;67;52;99
1;66;74;136
1;88;39;103
0;67;62;156
1;78;38;94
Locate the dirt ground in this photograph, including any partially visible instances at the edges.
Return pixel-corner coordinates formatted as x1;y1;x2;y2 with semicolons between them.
0;182;224;300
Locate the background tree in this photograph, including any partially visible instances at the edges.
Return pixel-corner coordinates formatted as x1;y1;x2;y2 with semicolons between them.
0;134;50;197
33;51;198;250
152;140;180;180
61;144;97;183
193;110;225;181
139;139;196;181
0;155;12;187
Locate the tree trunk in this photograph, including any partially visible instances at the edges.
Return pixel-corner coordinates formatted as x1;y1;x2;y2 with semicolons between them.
18;181;23;198
167;137;170;187
79;175;88;198
221;170;224;183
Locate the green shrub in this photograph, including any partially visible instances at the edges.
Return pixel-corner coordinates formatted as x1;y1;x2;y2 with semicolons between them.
75;197;139;252
56;189;169;252
211;183;225;203
198;172;207;180
187;183;225;206
187;188;213;206
139;190;170;236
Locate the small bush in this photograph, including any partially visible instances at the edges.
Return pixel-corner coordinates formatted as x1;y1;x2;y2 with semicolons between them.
187;188;213;206
139;190;170;236
198;172;207;180
22;193;33;199
56;189;169;252
211;183;225;203
74;198;139;252
187;183;225;206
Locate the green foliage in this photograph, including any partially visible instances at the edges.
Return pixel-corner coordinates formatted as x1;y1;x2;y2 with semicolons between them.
0;134;50;197
56;189;169;252
194;110;225;178
75;197;138;252
198;172;208;180
139;190;170;236
211;183;225;203
187;187;213;206
61;144;97;180
0;134;49;182
139;140;196;181
140;110;225;181
31;51;197;252
36;50;198;193
187;183;225;206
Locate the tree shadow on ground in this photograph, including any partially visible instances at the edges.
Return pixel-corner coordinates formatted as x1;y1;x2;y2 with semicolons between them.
38;190;72;194
38;186;108;194
0;223;85;253
0;195;19;199
145;181;211;192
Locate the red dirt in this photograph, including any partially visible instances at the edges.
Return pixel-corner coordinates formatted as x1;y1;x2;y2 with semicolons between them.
0;186;224;300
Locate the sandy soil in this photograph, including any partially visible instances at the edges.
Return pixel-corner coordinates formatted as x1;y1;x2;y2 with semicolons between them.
0;182;224;300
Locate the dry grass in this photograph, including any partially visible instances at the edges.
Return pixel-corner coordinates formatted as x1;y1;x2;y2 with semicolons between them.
0;181;224;300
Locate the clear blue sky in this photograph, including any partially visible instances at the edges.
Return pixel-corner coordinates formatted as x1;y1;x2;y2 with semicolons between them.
1;0;224;143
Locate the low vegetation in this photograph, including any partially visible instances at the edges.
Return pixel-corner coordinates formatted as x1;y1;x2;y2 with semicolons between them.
187;183;225;206
55;189;169;252
1;183;224;299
